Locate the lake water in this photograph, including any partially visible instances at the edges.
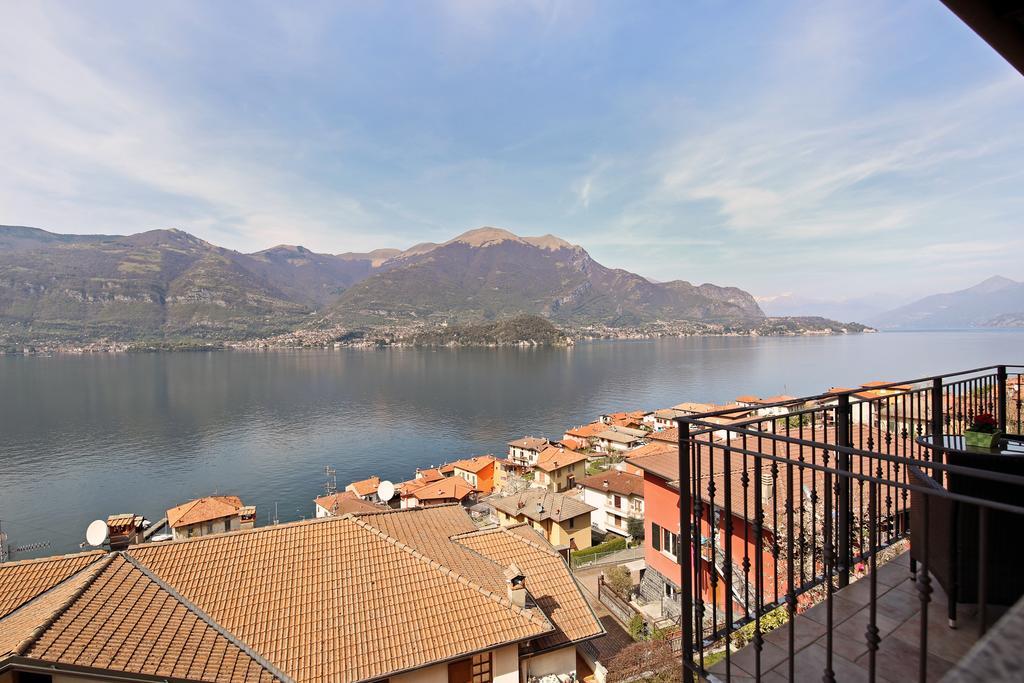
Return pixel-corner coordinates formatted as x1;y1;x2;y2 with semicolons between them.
1;331;1020;557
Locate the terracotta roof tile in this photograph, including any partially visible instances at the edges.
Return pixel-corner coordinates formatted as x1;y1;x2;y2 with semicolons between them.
450;455;497;474
578;470;644;497
346;476;380;497
314;491;382;515
489;490;595;523
0;551;105;620
26;554;280;682
167;495;244;528
508;437;549;450
128;514;550;681
455;525;604;651
564;423;605;439
534;446;588;472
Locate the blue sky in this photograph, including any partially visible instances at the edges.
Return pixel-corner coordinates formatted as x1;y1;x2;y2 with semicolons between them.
1;1;1022;301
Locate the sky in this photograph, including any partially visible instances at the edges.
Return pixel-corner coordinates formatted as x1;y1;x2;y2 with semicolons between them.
1;1;1022;302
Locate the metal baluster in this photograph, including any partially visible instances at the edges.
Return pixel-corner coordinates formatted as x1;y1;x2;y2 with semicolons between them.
917;495;932;683
677;420;694;677
867;479;880;681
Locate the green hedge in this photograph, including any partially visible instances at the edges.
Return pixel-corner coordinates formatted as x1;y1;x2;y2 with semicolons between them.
570;536;627;564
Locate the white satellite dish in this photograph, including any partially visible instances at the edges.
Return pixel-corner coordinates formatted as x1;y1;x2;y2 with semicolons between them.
85;519;109;547
377;480;395;503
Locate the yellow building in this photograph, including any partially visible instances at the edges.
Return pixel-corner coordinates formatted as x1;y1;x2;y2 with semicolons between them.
490;489;595;550
533;446;587;492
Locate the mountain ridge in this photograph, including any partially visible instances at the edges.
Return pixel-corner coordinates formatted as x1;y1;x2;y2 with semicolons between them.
0;223;775;347
868;275;1024;329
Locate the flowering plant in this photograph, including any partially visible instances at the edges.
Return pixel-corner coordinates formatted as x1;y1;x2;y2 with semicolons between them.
968;412;998;434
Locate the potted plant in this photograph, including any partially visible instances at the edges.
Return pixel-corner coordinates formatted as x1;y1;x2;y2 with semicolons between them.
964;412;1001;450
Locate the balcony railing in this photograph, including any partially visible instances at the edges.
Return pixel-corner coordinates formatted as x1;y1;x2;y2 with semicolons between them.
674;364;1024;681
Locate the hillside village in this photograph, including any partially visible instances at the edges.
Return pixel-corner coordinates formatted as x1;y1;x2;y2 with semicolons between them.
30;376;950;683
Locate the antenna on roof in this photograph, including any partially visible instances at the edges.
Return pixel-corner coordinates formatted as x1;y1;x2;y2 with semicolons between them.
324;465;337;496
85;519;109;548
377;480;395;503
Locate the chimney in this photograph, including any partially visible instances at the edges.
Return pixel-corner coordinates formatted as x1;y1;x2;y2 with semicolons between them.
603;479;609;488
537;501;544;515
505;563;527;608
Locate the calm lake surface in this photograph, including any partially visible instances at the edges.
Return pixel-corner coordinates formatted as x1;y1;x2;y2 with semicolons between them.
1;331;1021;557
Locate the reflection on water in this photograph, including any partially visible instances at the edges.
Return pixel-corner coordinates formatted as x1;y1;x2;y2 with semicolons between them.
1;331;1020;555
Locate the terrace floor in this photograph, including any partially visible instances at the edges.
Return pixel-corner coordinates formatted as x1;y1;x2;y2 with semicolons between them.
706;552;997;682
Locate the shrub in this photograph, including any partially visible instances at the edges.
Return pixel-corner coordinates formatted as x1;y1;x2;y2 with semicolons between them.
626;516;644;541
604;566;632;598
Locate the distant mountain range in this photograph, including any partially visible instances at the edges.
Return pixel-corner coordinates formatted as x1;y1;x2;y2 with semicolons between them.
757;293;894;324
0;225;768;345
867;276;1024;330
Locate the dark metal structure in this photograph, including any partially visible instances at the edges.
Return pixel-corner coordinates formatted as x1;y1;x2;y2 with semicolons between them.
675;365;1024;681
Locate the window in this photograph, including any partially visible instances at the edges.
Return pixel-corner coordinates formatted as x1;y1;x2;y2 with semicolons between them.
568;516;575;529
207;521;214;534
652;523;661;551
662;528;678;559
471;652;493;683
614;494;622;509
664;583;676;599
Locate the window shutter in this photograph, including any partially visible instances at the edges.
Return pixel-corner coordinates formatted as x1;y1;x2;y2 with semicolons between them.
652;523;661;551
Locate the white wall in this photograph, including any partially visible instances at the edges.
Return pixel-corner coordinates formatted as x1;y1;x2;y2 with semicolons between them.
521;646;578;682
390;644;520;683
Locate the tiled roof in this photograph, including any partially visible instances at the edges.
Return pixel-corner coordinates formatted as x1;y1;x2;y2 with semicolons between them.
314;491;382;515
167;495;244;528
415;467;446;482
564;423;605;439
451;454;497;474
489;490;596;523
346;476;380;497
454;525;604;651
129;514;551;682
508;436;549;450
578;470;644;497
534;446;588;472
0;506;602;683
0;551;105;619
404;475;476;501
595;429;644;444
26;555;281;682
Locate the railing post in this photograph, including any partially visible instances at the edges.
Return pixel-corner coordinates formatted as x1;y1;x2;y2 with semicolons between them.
677;419;694;675
997;365;1008;433
836;393;852;588
931;378;944;478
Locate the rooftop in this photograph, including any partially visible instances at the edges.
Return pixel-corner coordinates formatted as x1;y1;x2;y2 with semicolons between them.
489;490;596;523
534;446;588;472
450;454;497;473
0;506;602;682
314;490;382;515
508;436;549;450
346;475;380;497
166;495;244;528
578;469;644;497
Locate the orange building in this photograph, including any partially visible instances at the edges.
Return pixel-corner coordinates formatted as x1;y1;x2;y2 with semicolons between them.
451;454;497;493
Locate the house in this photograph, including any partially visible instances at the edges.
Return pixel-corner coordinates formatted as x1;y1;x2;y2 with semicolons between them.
650;408;687;430
400;475;476;508
594;426;647;453
580;468;645;537
345;475;382;501
104;513;147;550
733;395;799;417
166;495;252;541
562;422;605;449
599;410;648;429
314;490;382;517
0;505;604;683
532;446;588;492
451;454;497;494
493;457;531;493
507;436;549;466
490;489;596;551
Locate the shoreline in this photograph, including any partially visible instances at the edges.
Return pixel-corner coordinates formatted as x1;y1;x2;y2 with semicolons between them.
1;327;881;356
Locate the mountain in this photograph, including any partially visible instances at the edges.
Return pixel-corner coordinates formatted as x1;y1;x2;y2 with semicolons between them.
0;228;312;343
325;227;764;326
868;276;1024;329
757;293;895;323
0;224;764;346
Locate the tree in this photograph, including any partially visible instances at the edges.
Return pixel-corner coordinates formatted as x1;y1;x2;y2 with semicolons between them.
604;565;633;598
606;639;681;683
626;516;644;541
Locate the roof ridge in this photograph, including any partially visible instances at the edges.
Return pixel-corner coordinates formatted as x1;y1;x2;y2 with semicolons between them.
122;552;292;683
10;552;115;656
346;515;552;631
344;501;461;517
450;524;559;558
0;549;105;569
129;512;343;551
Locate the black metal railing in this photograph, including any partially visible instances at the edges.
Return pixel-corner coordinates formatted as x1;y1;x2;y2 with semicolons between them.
674;364;1024;682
